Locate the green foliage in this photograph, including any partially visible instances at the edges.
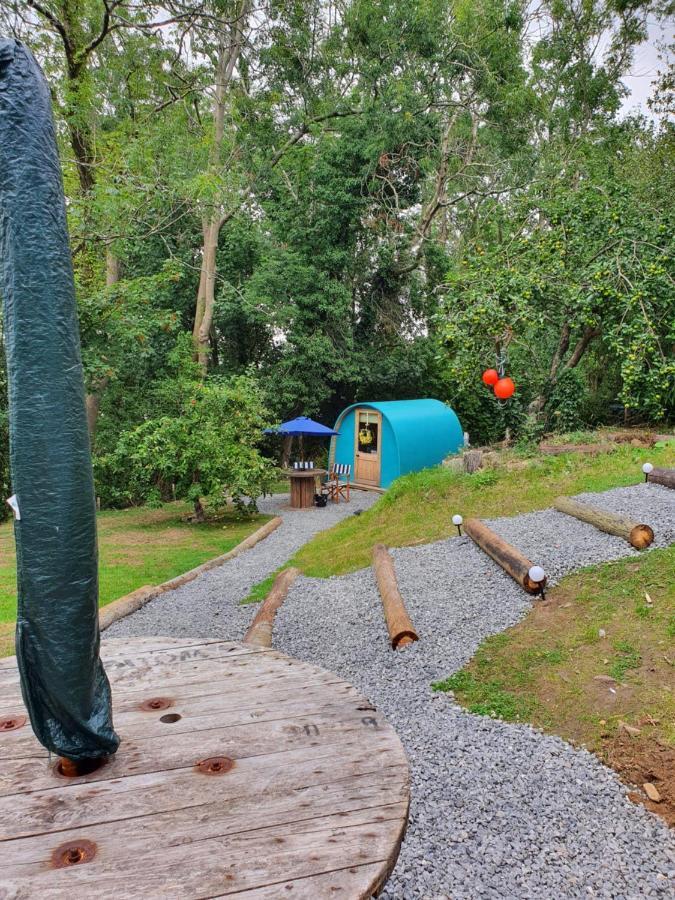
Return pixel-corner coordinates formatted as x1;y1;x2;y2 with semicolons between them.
78;260;184;394
432;670;533;720
97;341;276;514
1;0;672;521
545;369;589;432
440;127;675;431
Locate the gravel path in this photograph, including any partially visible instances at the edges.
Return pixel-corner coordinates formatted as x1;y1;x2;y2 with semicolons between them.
272;483;675;899
105;483;675;898
106;490;376;640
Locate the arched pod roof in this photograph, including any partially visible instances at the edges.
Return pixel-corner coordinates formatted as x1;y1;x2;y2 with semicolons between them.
332;399;463;487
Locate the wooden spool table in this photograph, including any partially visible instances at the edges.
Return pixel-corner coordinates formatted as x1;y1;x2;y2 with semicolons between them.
284;468;327;509
0;638;409;899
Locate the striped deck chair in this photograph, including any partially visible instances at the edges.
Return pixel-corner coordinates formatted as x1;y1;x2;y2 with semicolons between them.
327;463;351;503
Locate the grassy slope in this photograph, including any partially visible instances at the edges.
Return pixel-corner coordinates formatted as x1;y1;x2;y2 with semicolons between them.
432;547;675;749
431;547;675;824
291;443;675;577
0;503;270;655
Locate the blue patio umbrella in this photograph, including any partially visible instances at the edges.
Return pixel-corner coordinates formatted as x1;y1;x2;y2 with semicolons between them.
265;416;339;437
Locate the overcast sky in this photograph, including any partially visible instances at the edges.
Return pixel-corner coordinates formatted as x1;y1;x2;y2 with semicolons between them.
620;18;671;117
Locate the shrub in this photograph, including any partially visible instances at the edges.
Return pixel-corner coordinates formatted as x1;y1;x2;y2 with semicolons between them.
99;361;276;518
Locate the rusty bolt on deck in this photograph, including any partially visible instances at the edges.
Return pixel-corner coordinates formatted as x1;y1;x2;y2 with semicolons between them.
139;697;173;712
51;840;97;868
56;757;106;778
196;756;234;776
0;715;27;732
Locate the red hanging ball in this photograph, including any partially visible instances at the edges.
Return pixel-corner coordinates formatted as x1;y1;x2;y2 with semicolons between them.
494;377;516;399
482;368;499;386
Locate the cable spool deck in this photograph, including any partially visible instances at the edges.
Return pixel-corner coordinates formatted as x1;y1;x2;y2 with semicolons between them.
0;637;410;898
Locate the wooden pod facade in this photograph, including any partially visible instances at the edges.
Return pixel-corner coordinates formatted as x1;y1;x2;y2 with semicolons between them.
553;496;654;550
463;518;546;595
243;567;300;648
647;467;675;490
372;544;419;649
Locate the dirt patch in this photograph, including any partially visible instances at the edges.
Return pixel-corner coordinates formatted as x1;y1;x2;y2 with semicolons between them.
539;441;615;456
603;430;658;448
605;734;675;826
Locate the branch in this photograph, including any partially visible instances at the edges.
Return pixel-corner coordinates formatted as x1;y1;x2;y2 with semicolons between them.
26;0;72;56
82;0;125;58
549;322;571;380
565;325;602;370
217;108;360;229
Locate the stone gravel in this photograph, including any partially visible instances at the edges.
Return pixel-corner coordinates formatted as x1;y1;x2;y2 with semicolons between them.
105;489;376;640
272;483;675;899
106;482;675;897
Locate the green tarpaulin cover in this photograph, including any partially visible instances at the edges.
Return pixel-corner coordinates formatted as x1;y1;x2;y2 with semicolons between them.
0;39;119;760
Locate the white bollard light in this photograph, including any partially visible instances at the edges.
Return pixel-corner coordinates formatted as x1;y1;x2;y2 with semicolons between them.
642;462;653;482
528;565;546;584
528;565;547;600
452;514;463;536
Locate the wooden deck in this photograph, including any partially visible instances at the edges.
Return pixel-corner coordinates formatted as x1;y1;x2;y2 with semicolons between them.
0;637;409;899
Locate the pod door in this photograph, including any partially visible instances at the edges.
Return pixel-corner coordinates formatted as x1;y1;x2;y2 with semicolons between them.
354;409;381;485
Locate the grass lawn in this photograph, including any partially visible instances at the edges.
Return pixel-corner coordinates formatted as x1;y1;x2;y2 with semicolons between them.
291;442;675;577
432;547;675;824
0;503;270;656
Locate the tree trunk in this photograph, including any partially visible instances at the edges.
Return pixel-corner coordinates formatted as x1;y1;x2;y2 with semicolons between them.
529;323;601;419
372;544;419;649
105;248;120;286
281;435;293;468
85;381;107;444
85;247;120;445
193;498;206;522
463;518;546;595
196;219;220;372
553;496;654;549
192;1;250;373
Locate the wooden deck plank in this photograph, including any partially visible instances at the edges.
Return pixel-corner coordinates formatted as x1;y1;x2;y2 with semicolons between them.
0;638;409;899
0;692;372;761
0;703;384;785
2;778;408;864
0;682;362;759
3;817;406;899
211;862;388;899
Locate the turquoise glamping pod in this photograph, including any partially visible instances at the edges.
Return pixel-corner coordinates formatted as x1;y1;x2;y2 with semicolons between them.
330;399;463;489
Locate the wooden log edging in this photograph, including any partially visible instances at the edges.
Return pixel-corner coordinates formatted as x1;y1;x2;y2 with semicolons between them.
243;567;300;648
647;467;675;490
99;515;283;631
553;496;654;550
464;518;546;596
372;544;419;650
